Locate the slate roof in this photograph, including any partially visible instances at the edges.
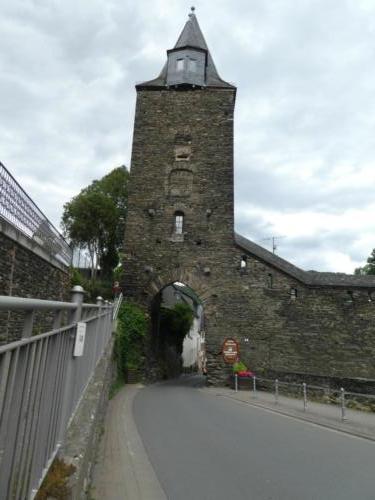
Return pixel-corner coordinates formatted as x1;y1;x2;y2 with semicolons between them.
137;10;235;89
235;233;375;288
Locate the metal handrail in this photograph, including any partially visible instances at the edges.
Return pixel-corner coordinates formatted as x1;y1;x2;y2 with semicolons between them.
0;162;72;266
233;374;375;422
0;295;76;311
0;287;114;500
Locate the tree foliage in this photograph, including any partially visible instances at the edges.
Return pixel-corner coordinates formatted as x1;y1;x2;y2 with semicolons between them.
355;248;375;276
159;302;194;355
62;166;129;277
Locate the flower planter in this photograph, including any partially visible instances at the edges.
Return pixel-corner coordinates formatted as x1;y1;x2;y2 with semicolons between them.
231;374;254;390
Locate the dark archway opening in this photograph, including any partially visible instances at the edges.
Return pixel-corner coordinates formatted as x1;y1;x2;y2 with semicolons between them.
151;282;206;379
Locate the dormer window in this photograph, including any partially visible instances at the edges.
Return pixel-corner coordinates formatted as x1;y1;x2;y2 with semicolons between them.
188;59;197;72
174;212;184;234
167;46;207;87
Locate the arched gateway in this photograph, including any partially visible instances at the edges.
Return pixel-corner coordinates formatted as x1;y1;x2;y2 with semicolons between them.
123;9;375;387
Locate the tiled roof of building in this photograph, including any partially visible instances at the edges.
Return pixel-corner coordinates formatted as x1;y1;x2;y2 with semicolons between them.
235;233;375;288
137;10;235;89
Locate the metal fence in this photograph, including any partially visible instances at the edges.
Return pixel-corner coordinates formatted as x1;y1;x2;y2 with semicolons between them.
0;287;114;500
233;374;375;422
0;162;72;267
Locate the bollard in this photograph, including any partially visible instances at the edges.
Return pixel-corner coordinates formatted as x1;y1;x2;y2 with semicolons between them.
340;387;347;422
303;383;307;411
253;376;256;398
275;379;279;404
235;373;238;392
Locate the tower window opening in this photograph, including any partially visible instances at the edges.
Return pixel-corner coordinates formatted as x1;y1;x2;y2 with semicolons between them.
290;288;297;300
176;58;184;71
267;273;273;288
174;212;184;234
346;291;354;304
240;256;247;269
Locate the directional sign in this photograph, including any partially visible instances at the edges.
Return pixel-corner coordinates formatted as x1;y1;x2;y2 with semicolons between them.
74;322;86;357
222;338;239;364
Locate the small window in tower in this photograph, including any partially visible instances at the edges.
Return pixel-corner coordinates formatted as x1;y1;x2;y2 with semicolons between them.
240;256;247;269
188;59;197;72
267;273;273;288
346;291;354;304
176;59;184;71
174;212;184;234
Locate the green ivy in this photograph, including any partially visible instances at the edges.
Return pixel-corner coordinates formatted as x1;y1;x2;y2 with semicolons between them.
115;302;148;376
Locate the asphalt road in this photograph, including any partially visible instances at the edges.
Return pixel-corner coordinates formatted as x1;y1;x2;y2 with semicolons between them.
133;375;375;500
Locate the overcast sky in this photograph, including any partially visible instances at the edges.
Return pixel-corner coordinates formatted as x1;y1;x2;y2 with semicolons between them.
1;0;375;273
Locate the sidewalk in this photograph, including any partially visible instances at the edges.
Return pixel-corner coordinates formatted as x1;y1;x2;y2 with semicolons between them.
90;385;167;500
204;386;375;441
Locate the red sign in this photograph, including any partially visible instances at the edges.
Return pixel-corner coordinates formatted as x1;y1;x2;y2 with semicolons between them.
222;338;239;364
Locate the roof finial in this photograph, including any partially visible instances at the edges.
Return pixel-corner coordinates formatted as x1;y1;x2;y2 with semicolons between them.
189;6;195;18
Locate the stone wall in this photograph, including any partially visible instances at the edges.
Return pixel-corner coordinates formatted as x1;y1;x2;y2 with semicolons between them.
60;338;115;499
123;86;375;393
208;244;375;393
0;227;70;344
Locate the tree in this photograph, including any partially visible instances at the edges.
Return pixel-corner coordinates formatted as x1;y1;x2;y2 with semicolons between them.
354;248;375;276
159;303;194;355
62;166;129;278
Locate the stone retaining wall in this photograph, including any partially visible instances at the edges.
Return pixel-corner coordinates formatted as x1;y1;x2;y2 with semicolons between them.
59;337;115;499
0;228;70;344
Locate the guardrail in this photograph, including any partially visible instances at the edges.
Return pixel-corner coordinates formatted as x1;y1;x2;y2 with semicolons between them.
112;292;123;321
0;162;72;267
233;374;375;422
0;287;113;500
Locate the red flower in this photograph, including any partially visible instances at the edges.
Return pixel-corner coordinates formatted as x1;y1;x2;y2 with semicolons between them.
237;370;255;378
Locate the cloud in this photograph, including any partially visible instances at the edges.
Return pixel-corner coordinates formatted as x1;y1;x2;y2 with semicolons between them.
1;0;374;273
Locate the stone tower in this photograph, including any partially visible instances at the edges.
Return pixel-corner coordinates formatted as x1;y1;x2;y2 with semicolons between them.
123;9;237;381
123;9;375;388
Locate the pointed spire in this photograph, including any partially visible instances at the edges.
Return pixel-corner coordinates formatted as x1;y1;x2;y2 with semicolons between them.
137;9;234;89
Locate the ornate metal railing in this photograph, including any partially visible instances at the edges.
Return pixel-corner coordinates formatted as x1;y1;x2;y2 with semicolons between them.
0;162;72;267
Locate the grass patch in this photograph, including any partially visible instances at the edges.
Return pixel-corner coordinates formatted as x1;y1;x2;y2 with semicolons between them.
35;458;75;500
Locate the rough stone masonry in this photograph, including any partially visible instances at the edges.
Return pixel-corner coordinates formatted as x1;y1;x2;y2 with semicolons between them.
122;10;375;390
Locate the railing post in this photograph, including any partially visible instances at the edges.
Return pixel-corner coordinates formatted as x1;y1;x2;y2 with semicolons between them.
340;387;347;422
234;373;238;392
70;285;84;323
275;379;279;404
303;383;307;411
95;296;104;358
58;286;84;443
252;376;256;397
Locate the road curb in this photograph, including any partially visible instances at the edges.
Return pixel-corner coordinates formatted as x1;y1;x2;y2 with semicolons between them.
213;391;375;443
